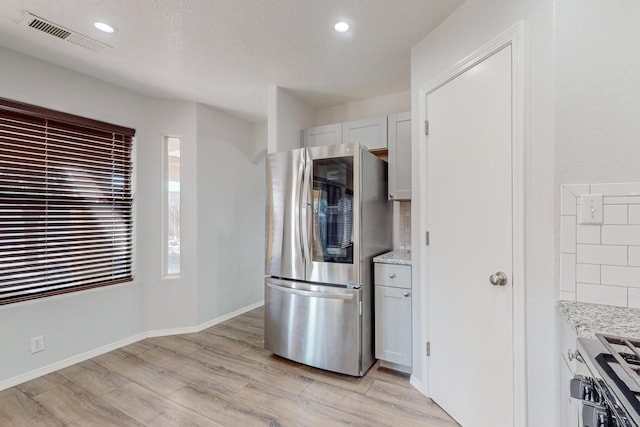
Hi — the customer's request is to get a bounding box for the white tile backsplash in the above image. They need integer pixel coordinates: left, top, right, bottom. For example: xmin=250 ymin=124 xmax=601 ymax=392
xmin=576 ymin=264 xmax=600 ymax=284
xmin=604 ymin=196 xmax=640 ymax=205
xmin=559 ymin=291 xmax=577 ymax=302
xmin=576 ymin=225 xmax=600 ymax=244
xmin=631 ymin=247 xmax=640 ymax=267
xmin=577 ymin=283 xmax=628 ymax=306
xmin=561 ymin=182 xmax=640 ymax=308
xmin=576 ymin=244 xmax=627 ymax=266
xmin=604 ymin=205 xmax=628 ymax=224
xmin=601 ymin=265 xmax=640 ymax=288
xmin=561 ymin=216 xmax=576 ymax=253
xmin=602 ymin=225 xmax=640 ymax=246
xmin=630 ymin=205 xmax=640 ymax=224
xmin=395 ymin=201 xmax=411 ymax=249
xmin=561 ymin=186 xmax=578 ymax=215
xmin=560 ymin=253 xmax=576 ymax=292
xmin=591 ymin=182 xmax=640 ymax=196
xmin=628 ymin=288 xmax=640 ymax=309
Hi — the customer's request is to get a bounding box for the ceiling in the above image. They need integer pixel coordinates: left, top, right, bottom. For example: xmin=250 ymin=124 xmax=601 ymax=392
xmin=0 ymin=1 xmax=463 ymax=122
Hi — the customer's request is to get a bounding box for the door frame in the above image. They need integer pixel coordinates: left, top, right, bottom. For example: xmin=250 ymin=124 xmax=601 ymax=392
xmin=413 ymin=21 xmax=527 ymax=426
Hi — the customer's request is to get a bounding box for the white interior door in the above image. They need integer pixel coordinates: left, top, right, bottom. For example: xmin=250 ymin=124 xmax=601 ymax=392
xmin=426 ymin=45 xmax=514 ymax=427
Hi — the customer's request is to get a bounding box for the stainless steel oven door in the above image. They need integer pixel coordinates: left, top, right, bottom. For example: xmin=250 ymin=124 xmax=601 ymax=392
xmin=264 ymin=278 xmax=363 ymax=376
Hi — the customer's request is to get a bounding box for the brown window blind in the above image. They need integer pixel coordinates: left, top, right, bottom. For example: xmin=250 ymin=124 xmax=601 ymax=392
xmin=0 ymin=98 xmax=135 ymax=305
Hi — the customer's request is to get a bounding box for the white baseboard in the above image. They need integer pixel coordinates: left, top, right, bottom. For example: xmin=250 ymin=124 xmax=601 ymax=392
xmin=0 ymin=300 xmax=265 ymax=391
xmin=0 ymin=332 xmax=146 ymax=392
xmin=146 ymin=300 xmax=265 ymax=338
xmin=410 ymin=374 xmax=429 ymax=397
xmin=197 ymin=299 xmax=265 ymax=332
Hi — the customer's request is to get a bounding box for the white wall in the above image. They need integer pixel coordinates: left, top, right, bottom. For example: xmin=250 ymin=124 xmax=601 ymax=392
xmin=140 ymin=99 xmax=199 ymax=332
xmin=555 ymin=1 xmax=640 ymax=184
xmin=0 ymin=45 xmax=264 ymax=388
xmin=267 ymin=86 xmax=315 ymax=153
xmin=315 ymin=90 xmax=410 ymax=125
xmin=413 ymin=1 xmax=640 ymax=425
xmin=411 ymin=1 xmax=556 ymax=425
xmin=196 ymin=104 xmax=265 ymax=323
xmin=253 ymin=119 xmax=268 ymax=162
xmin=0 ymin=45 xmax=149 ymax=385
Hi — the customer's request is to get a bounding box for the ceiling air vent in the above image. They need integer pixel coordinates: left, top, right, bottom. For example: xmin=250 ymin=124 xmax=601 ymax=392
xmin=21 ymin=12 xmax=112 ymax=54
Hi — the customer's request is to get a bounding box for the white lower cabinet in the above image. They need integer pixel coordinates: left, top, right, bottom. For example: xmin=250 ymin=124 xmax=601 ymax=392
xmin=374 ymin=263 xmax=412 ymax=371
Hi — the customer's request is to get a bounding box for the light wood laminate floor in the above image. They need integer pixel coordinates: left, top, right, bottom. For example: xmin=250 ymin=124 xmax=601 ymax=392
xmin=0 ymin=306 xmax=459 ymax=426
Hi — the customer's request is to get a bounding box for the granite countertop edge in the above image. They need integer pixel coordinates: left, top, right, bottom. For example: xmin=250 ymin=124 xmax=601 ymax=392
xmin=558 ymin=300 xmax=640 ymax=340
xmin=372 ymin=249 xmax=412 ymax=266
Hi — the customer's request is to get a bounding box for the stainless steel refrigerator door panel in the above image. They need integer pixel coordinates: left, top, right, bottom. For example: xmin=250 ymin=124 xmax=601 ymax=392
xmin=264 ymin=278 xmax=362 ymax=376
xmin=305 ymin=144 xmax=361 ymax=286
xmin=265 ymin=148 xmax=306 ymax=280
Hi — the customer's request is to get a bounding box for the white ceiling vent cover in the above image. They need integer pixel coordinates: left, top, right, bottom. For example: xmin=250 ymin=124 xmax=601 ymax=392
xmin=21 ymin=12 xmax=112 ymax=53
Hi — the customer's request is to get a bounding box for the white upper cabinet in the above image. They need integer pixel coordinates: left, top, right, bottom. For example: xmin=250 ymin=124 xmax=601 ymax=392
xmin=341 ymin=116 xmax=388 ymax=151
xmin=302 ymin=113 xmax=411 ymax=201
xmin=303 ymin=123 xmax=342 ymax=148
xmin=388 ymin=112 xmax=411 ymax=200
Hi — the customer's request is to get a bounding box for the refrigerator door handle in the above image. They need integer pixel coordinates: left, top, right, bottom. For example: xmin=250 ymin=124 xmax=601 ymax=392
xmin=297 ymin=155 xmax=306 ymax=264
xmin=301 ymin=152 xmax=312 ymax=269
xmin=266 ymin=282 xmax=354 ymax=300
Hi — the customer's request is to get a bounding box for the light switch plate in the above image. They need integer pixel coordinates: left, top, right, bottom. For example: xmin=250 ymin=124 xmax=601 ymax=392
xmin=578 ymin=194 xmax=603 ymax=225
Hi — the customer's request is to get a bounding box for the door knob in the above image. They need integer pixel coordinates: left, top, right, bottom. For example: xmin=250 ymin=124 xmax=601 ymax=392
xmin=389 ymin=273 xmax=396 ymax=278
xmin=489 ymin=271 xmax=508 ymax=286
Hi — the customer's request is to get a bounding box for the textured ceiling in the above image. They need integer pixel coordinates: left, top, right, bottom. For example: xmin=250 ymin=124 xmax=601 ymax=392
xmin=0 ymin=0 xmax=463 ymax=122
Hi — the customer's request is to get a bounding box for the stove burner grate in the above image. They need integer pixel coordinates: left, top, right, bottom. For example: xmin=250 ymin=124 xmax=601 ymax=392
xmin=597 ymin=333 xmax=640 ymax=393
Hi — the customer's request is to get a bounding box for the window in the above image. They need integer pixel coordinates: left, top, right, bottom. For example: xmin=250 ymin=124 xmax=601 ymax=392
xmin=0 ymin=98 xmax=135 ymax=305
xmin=164 ymin=136 xmax=180 ymax=276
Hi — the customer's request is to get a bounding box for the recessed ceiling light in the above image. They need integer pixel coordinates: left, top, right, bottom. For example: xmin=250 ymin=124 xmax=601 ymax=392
xmin=334 ymin=21 xmax=349 ymax=33
xmin=94 ymin=22 xmax=114 ymax=33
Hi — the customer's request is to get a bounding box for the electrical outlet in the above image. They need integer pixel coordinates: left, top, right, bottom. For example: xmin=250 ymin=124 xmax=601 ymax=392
xmin=31 ymin=335 xmax=45 ymax=354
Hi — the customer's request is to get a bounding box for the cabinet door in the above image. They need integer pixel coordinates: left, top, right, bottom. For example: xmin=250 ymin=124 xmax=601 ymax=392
xmin=303 ymin=123 xmax=342 ymax=148
xmin=375 ymin=285 xmax=412 ymax=366
xmin=388 ymin=112 xmax=411 ymax=200
xmin=342 ymin=116 xmax=388 ymax=151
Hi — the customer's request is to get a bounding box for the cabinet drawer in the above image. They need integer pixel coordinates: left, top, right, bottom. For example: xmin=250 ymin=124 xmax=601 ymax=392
xmin=374 ymin=263 xmax=411 ymax=288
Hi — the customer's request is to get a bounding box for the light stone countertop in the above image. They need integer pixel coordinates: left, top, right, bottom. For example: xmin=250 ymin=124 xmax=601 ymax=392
xmin=558 ymin=300 xmax=640 ymax=340
xmin=373 ymin=249 xmax=412 ymax=266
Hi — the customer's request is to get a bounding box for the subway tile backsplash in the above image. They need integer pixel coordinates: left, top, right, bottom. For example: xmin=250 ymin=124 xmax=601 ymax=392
xmin=561 ymin=182 xmax=640 ymax=308
xmin=396 ymin=201 xmax=411 ymax=249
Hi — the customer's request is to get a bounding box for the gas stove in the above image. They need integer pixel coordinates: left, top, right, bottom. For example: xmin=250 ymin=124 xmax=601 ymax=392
xmin=572 ymin=334 xmax=640 ymax=427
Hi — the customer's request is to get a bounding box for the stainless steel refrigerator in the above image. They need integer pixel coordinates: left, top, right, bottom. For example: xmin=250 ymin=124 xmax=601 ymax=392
xmin=264 ymin=143 xmax=391 ymax=376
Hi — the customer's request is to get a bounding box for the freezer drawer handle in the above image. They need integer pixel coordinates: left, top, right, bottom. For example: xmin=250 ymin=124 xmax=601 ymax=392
xmin=267 ymin=282 xmax=354 ymax=300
